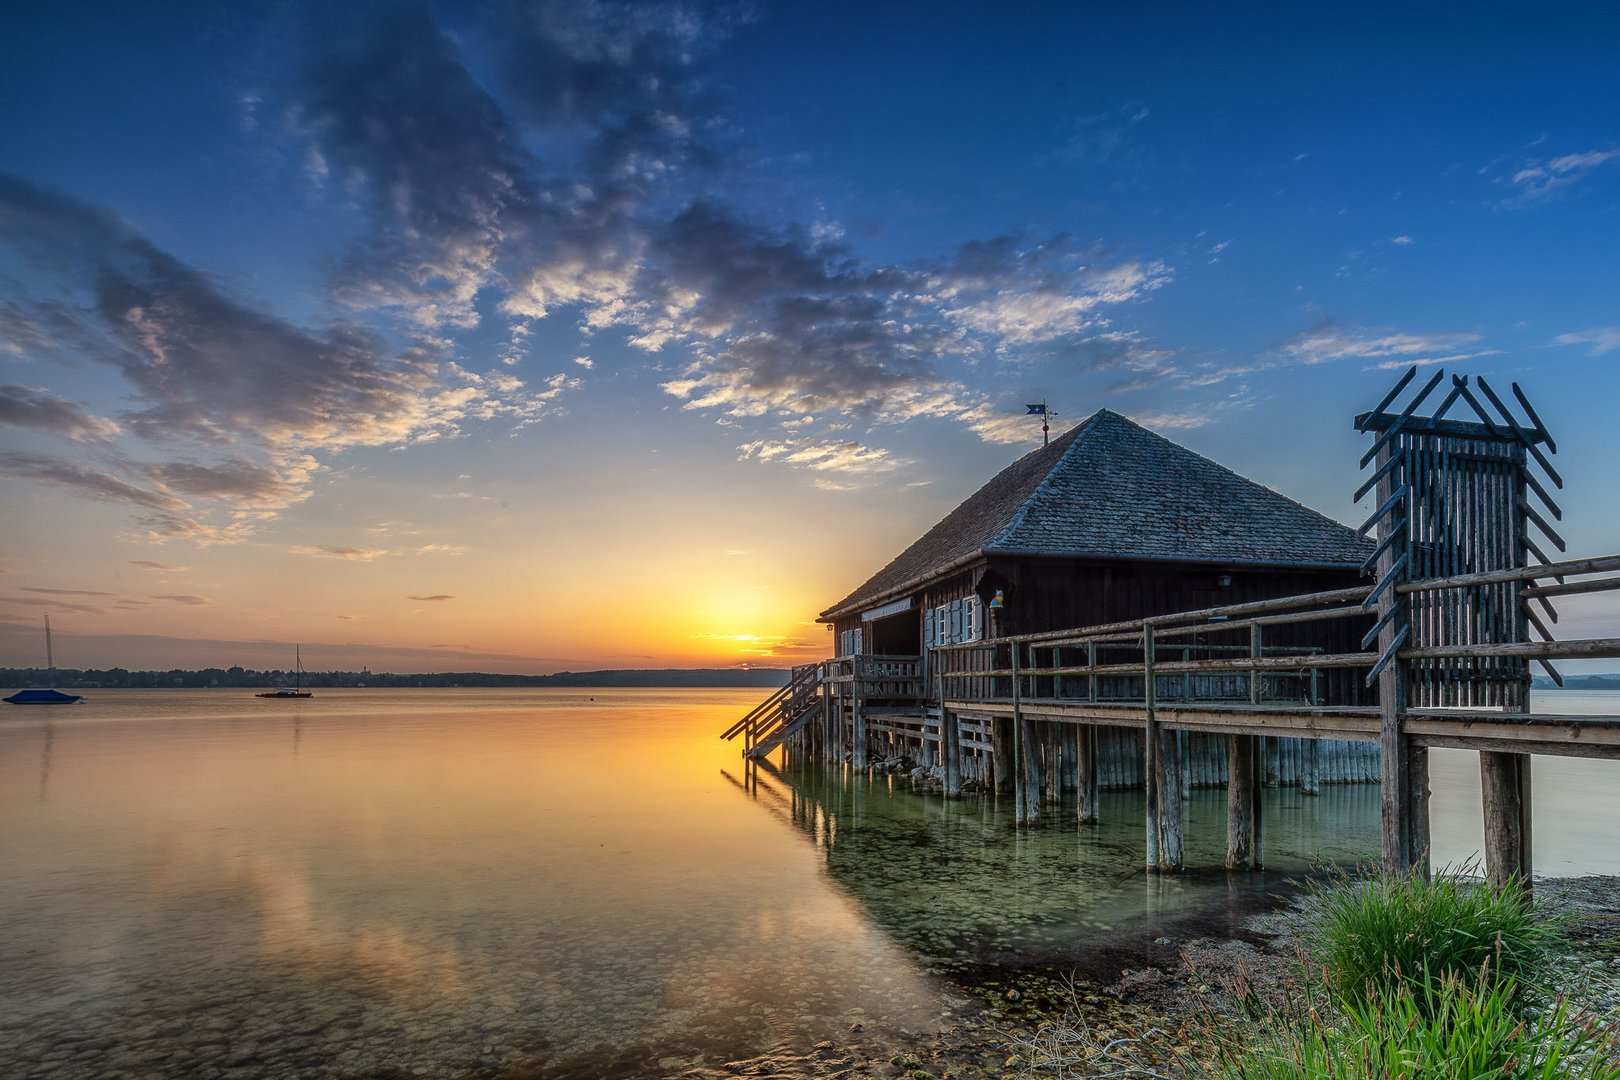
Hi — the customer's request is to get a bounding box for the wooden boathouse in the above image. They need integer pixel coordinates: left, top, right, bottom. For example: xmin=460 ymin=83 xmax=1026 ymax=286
xmin=725 ymin=371 xmax=1620 ymax=891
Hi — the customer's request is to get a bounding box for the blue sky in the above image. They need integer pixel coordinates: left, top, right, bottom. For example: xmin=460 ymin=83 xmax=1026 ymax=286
xmin=2 ymin=1 xmax=1618 ymax=671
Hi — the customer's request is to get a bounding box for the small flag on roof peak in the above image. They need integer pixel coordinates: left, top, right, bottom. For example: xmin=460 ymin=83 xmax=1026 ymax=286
xmin=1026 ymin=401 xmax=1052 ymax=446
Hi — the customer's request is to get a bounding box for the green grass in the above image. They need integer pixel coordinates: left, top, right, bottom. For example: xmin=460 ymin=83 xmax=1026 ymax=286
xmin=1302 ymin=868 xmax=1562 ymax=1013
xmin=1215 ymin=973 xmax=1620 ymax=1080
xmin=1205 ymin=870 xmax=1619 ymax=1080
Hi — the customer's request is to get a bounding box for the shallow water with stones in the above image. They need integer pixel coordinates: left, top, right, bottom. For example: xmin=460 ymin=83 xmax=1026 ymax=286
xmin=3 ymin=687 xmax=1616 ymax=1078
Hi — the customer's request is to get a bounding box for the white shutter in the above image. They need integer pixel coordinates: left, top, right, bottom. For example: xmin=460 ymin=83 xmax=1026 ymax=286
xmin=966 ymin=596 xmax=981 ymax=641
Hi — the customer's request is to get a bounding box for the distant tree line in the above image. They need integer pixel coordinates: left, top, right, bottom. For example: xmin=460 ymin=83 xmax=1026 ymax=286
xmin=0 ymin=666 xmax=792 ymax=689
xmin=1531 ymin=672 xmax=1620 ymax=690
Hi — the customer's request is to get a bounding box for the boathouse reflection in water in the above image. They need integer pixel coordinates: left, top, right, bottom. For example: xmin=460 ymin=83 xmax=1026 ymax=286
xmin=725 ymin=756 xmax=1382 ymax=981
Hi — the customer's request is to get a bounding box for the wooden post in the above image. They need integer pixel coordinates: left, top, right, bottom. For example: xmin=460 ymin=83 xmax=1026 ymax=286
xmin=1252 ymin=732 xmax=1265 ymax=866
xmin=1374 ymin=447 xmax=1425 ymax=875
xmin=1012 ymin=642 xmax=1042 ymax=824
xmin=1077 ymin=725 xmax=1098 ymax=823
xmin=1022 ymin=715 xmax=1044 ymax=823
xmin=1156 ymin=725 xmax=1184 ymax=871
xmin=1087 ymin=640 xmax=1097 ymax=702
xmin=1482 ymin=676 xmax=1533 ymax=891
xmin=1061 ymin=725 xmax=1079 ymax=794
xmin=992 ymin=715 xmax=1014 ymax=795
xmin=1226 ymin=733 xmax=1258 ymax=869
xmin=942 ymin=656 xmax=962 ymax=797
xmin=852 ymin=655 xmax=868 ymax=770
xmin=826 ymin=661 xmax=836 ymax=764
xmin=1302 ymin=738 xmax=1320 ymax=796
xmin=1044 ymin=723 xmax=1061 ymax=804
xmin=1480 ymin=751 xmax=1531 ymax=890
xmin=1143 ymin=624 xmax=1182 ymax=871
xmin=1143 ymin=624 xmax=1159 ymax=868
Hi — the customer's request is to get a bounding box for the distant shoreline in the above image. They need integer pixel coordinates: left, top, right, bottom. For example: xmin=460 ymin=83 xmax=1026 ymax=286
xmin=0 ymin=666 xmax=794 ymax=690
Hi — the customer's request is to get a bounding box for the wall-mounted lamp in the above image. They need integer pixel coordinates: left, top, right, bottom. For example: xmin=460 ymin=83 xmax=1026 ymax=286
xmin=1217 ymin=573 xmax=1233 ymax=588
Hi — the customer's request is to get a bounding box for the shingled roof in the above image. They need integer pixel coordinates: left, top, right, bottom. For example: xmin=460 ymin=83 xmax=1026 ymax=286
xmin=821 ymin=409 xmax=1373 ymax=619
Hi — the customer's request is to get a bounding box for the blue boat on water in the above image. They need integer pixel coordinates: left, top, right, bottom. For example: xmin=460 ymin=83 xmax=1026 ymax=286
xmin=5 ymin=616 xmax=85 ymax=706
xmin=4 ymin=688 xmax=82 ymax=705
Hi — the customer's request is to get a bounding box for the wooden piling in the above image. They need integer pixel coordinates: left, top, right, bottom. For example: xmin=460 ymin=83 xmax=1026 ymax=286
xmin=1044 ymin=723 xmax=1061 ymax=804
xmin=1226 ymin=733 xmax=1259 ymax=869
xmin=1156 ymin=726 xmax=1184 ymax=871
xmin=1480 ymin=751 xmax=1532 ymax=890
xmin=1144 ymin=625 xmax=1160 ymax=868
xmin=852 ymin=658 xmax=867 ymax=770
xmin=1077 ymin=725 xmax=1099 ymax=824
xmin=943 ymin=713 xmax=962 ymax=798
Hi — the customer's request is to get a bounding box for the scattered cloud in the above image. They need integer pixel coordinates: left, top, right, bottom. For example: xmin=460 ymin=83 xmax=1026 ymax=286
xmin=290 ymin=545 xmax=390 ymax=561
xmin=0 ymin=385 xmax=120 ymax=441
xmin=0 ymin=450 xmax=186 ymax=512
xmin=1500 ymin=147 xmax=1620 ymax=207
xmin=1280 ymin=323 xmax=1481 ymax=365
xmin=0 ymin=172 xmax=573 ymax=540
xmin=1554 ymin=327 xmax=1620 ymax=356
xmin=406 ymin=594 xmax=456 ymax=602
xmin=0 ymin=595 xmax=109 ymax=615
xmin=129 ymin=560 xmax=185 ymax=572
xmin=152 ymin=594 xmax=213 ymax=605
xmin=737 ymin=437 xmax=907 ymax=476
xmin=21 ymin=587 xmax=117 ymax=597
xmin=1391 ymin=235 xmax=1415 ymax=246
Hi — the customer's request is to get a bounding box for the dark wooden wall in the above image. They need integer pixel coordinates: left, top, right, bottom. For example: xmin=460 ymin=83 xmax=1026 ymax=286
xmin=985 ymin=556 xmax=1374 ymax=707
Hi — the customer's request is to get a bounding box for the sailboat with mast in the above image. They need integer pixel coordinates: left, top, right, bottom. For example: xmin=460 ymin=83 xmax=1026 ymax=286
xmin=5 ymin=616 xmax=85 ymax=705
xmin=257 ymin=645 xmax=313 ymax=699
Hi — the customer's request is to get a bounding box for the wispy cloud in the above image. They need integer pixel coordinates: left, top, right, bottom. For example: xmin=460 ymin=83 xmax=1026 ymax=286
xmin=22 ymin=587 xmax=117 ymax=597
xmin=290 ymin=545 xmax=390 ymax=561
xmin=1554 ymin=327 xmax=1620 ymax=356
xmin=0 ymin=385 xmax=120 ymax=441
xmin=0 ymin=450 xmax=186 ymax=512
xmin=129 ymin=560 xmax=185 ymax=572
xmin=406 ymin=594 xmax=455 ymax=602
xmin=736 ymin=438 xmax=907 ymax=477
xmin=0 ymin=172 xmax=573 ymax=539
xmin=1500 ymin=147 xmax=1620 ymax=207
xmin=153 ymin=594 xmax=213 ymax=605
xmin=270 ymin=8 xmax=1172 ymax=453
xmin=1280 ymin=323 xmax=1482 ymax=365
xmin=0 ymin=595 xmax=109 ymax=615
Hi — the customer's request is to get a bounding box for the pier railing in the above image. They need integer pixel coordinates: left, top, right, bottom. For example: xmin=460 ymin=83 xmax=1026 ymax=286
xmin=824 ymin=653 xmax=924 ymax=702
xmin=721 ymin=661 xmax=825 ymax=756
xmin=931 ymin=554 xmax=1620 ymax=714
xmin=934 ymin=584 xmax=1375 ymax=709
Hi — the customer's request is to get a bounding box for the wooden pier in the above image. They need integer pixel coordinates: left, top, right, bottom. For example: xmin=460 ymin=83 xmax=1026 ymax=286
xmin=726 ymin=371 xmax=1620 ymax=890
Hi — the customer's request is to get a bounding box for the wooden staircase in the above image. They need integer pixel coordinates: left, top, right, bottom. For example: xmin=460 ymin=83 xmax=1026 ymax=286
xmin=722 ymin=662 xmax=824 ymax=759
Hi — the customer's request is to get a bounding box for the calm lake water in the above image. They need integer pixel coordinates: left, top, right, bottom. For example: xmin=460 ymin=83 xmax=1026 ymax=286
xmin=2 ymin=687 xmax=1617 ymax=1078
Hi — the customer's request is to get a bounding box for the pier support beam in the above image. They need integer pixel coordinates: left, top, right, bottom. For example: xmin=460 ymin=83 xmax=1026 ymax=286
xmin=942 ymin=707 xmax=962 ymax=797
xmin=1480 ymin=751 xmax=1532 ymax=892
xmin=1044 ymin=723 xmax=1061 ymax=804
xmin=1154 ymin=728 xmax=1185 ymax=870
xmin=1226 ymin=734 xmax=1261 ymax=869
xmin=992 ymin=717 xmax=1014 ymax=794
xmin=1076 ymin=725 xmax=1099 ymax=825
xmin=1019 ymin=715 xmax=1044 ymax=824
xmin=1302 ymin=739 xmax=1320 ymax=796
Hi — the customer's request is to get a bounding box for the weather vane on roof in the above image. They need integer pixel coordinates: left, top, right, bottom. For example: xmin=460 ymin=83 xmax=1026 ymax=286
xmin=1025 ymin=401 xmax=1054 ymax=447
